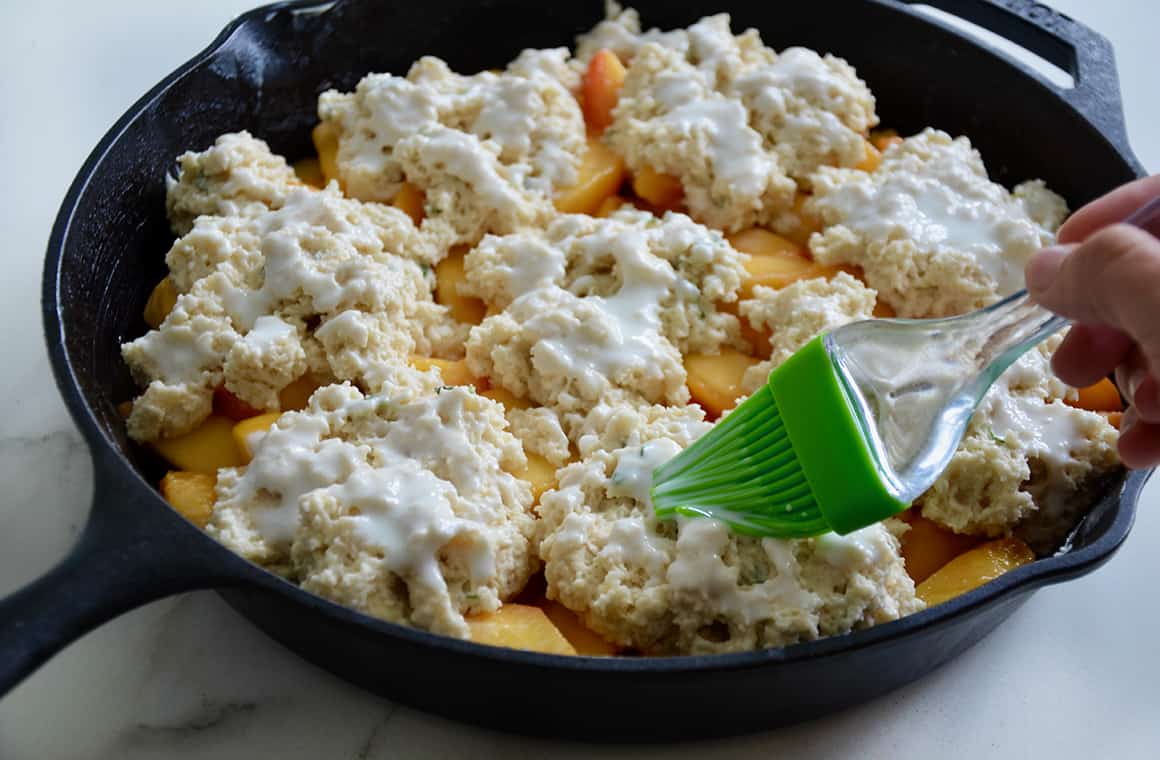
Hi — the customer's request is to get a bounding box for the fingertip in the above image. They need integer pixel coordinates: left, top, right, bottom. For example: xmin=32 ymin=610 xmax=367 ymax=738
xmin=1057 ymin=174 xmax=1160 ymax=244
xmin=1050 ymin=325 xmax=1133 ymax=387
xmin=1025 ymin=246 xmax=1070 ymax=295
xmin=1131 ymin=375 xmax=1160 ymax=422
xmin=1117 ymin=419 xmax=1160 ymax=469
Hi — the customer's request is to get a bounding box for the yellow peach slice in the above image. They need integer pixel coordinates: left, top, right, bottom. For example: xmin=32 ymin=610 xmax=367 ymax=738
xmin=159 ymin=471 xmax=217 ymax=528
xmin=555 ymin=138 xmax=626 ymax=215
xmin=143 ymin=277 xmax=178 ymax=329
xmin=916 ymin=538 xmax=1035 ymax=606
xmin=467 ymin=604 xmax=577 ymax=655
xmin=435 ymin=248 xmax=487 ymax=325
xmin=685 ymin=349 xmax=760 ymax=417
xmin=232 ymin=412 xmax=282 ymax=464
xmin=151 ymin=415 xmax=243 ymax=474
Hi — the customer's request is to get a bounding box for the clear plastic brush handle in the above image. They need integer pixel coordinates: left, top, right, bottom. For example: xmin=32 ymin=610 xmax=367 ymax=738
xmin=982 ymin=193 xmax=1160 ymax=377
xmin=831 ymin=194 xmax=1160 ymax=503
xmin=970 ymin=194 xmax=1160 ymax=384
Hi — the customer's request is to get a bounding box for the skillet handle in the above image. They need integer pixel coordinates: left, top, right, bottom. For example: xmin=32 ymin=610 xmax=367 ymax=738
xmin=0 ymin=455 xmax=242 ymax=696
xmin=899 ymin=0 xmax=1141 ymax=173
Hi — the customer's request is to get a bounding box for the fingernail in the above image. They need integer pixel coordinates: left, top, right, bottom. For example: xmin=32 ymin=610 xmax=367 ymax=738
xmin=1025 ymin=246 xmax=1071 ymax=292
xmin=1128 ymin=368 xmax=1148 ymax=400
xmin=1133 ymin=376 xmax=1160 ymax=422
xmin=1122 ymin=406 xmax=1138 ymax=432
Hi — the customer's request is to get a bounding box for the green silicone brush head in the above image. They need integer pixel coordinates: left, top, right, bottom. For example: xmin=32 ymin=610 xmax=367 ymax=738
xmin=650 ymin=335 xmax=909 ymax=537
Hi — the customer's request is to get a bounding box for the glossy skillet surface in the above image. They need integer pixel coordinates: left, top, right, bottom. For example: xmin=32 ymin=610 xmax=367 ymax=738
xmin=6 ymin=0 xmax=1151 ymax=740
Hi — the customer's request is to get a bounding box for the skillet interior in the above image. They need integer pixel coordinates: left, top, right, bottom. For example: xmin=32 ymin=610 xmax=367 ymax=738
xmin=43 ymin=0 xmax=1146 ymax=739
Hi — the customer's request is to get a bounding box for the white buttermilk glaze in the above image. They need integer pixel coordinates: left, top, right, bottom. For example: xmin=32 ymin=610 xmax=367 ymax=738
xmin=538 ymin=226 xmax=677 ymax=381
xmin=608 ymin=438 xmax=684 ymax=507
xmin=655 ymin=77 xmax=774 ymax=201
xmin=599 ymin=516 xmax=669 ymax=576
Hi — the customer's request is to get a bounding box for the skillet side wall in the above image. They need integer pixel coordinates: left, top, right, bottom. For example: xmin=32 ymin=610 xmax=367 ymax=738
xmin=44 ymin=0 xmax=1142 ymax=740
xmin=218 ymin=582 xmax=1033 ymax=740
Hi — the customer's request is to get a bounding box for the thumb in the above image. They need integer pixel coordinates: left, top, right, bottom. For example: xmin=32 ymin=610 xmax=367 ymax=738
xmin=1026 ymin=223 xmax=1160 ymax=376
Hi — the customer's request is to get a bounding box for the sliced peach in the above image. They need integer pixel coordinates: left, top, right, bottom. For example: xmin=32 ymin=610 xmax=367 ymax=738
xmin=232 ymin=412 xmax=282 ymax=464
xmin=899 ymin=512 xmax=983 ymax=584
xmin=515 ymin=453 xmax=559 ymax=504
xmin=481 ymin=385 xmax=532 ymax=411
xmin=143 ymin=277 xmax=178 ymax=329
xmin=916 ymin=537 xmax=1035 ymax=606
xmin=393 ymin=182 xmax=425 ymax=225
xmin=1103 ymin=411 xmax=1124 ymax=430
xmin=542 ymin=600 xmax=618 ymax=656
xmin=159 ymin=471 xmax=217 ymax=528
xmin=780 ymin=193 xmax=824 ymax=248
xmin=685 ymin=349 xmax=760 ymax=417
xmin=292 ymin=157 xmax=325 ymax=188
xmin=1070 ymin=378 xmax=1123 ymax=413
xmin=595 ymin=195 xmax=627 ymax=218
xmin=408 ymin=356 xmax=480 ymax=388
xmin=631 ymin=165 xmax=683 ymax=210
xmin=435 ymin=248 xmax=487 ymax=325
xmin=854 ymin=139 xmax=882 ymax=172
xmin=213 ymin=385 xmax=262 ymax=421
xmin=311 ymin=122 xmax=341 ymax=189
xmin=728 ymin=229 xmax=844 ymax=296
xmin=555 ymin=137 xmax=626 ymax=215
xmin=748 ymin=257 xmax=850 ymax=296
xmin=581 ymin=49 xmax=626 ymax=133
xmin=871 ymin=129 xmax=903 ymax=152
xmin=151 ymin=415 xmax=244 ymax=474
xmin=467 ymin=604 xmax=577 ymax=655
xmin=716 ymin=298 xmax=771 ymax=360
xmin=728 ymin=228 xmax=805 ymax=259
xmin=278 ymin=373 xmax=323 ymax=412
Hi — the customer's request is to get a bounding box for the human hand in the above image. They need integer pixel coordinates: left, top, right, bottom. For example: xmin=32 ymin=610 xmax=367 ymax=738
xmin=1025 ymin=175 xmax=1160 ymax=468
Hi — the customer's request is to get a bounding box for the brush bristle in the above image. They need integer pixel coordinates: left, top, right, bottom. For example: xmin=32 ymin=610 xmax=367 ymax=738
xmin=651 ymin=386 xmax=831 ymax=537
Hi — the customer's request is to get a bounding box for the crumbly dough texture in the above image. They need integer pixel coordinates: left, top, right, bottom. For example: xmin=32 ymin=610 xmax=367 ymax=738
xmin=738 ymin=272 xmax=877 ymax=393
xmin=537 ymin=401 xmax=922 ymax=654
xmin=465 ymin=209 xmax=747 ymax=414
xmin=808 ymin=129 xmax=1067 ymax=318
xmin=917 ymin=339 xmax=1120 ymax=551
xmin=123 ymin=181 xmax=460 ymax=441
xmin=127 ymin=5 xmax=1121 ymax=652
xmin=318 ymin=53 xmax=585 ymax=247
xmin=166 ymin=131 xmax=301 ymax=236
xmin=507 ymin=406 xmax=572 ymax=466
xmin=597 ymin=8 xmax=877 ymax=231
xmin=209 ymin=383 xmax=537 ymax=638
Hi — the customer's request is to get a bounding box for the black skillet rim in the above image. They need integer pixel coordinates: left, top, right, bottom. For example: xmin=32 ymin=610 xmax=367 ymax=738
xmin=42 ymin=0 xmax=1150 ymax=675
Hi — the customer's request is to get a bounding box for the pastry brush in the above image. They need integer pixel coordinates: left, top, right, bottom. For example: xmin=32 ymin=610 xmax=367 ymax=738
xmin=651 ymin=196 xmax=1160 ymax=537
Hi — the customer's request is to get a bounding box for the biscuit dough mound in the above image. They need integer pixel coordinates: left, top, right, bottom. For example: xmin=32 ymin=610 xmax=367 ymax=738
xmin=464 ymin=210 xmax=747 ymax=413
xmin=209 ymin=384 xmax=537 ymax=638
xmin=166 ymin=131 xmax=300 ymax=236
xmin=607 ymin=41 xmax=794 ymax=233
xmin=594 ymin=10 xmax=877 ymax=231
xmin=537 ymin=402 xmax=921 ymax=654
xmin=738 ymin=272 xmax=877 ymax=393
xmin=122 ymin=187 xmax=457 ymax=440
xmin=808 ymin=129 xmax=1067 ymax=318
xmin=318 ymin=53 xmax=586 ymax=246
xmin=917 ymin=342 xmax=1120 ymax=551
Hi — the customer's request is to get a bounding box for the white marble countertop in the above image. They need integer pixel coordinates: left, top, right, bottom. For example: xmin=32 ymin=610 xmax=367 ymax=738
xmin=1 ymin=1 xmax=1158 ymax=757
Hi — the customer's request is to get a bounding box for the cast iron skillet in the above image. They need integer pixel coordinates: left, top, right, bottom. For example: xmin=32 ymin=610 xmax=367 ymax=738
xmin=1 ymin=0 xmax=1151 ymax=740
